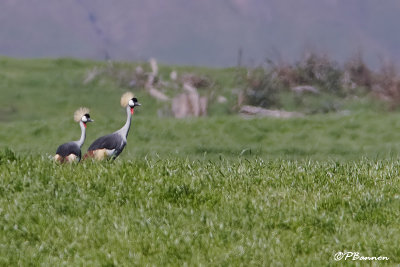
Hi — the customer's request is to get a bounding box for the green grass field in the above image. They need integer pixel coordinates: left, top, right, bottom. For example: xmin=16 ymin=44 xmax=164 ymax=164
xmin=1 ymin=57 xmax=400 ymax=265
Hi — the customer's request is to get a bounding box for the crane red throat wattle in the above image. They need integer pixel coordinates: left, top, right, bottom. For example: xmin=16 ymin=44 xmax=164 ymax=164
xmin=83 ymin=123 xmax=87 ymax=128
xmin=131 ymin=107 xmax=134 ymax=114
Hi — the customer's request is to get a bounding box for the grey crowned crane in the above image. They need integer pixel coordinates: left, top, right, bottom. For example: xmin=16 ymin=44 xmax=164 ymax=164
xmin=84 ymin=92 xmax=141 ymax=160
xmin=54 ymin=107 xmax=93 ymax=163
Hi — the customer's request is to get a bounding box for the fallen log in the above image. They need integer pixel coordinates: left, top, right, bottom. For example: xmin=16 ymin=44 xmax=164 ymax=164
xmin=239 ymin=105 xmax=304 ymax=118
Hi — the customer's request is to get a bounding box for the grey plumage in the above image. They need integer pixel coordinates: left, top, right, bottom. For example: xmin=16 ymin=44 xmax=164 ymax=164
xmin=56 ymin=142 xmax=82 ymax=159
xmin=87 ymin=133 xmax=125 ymax=159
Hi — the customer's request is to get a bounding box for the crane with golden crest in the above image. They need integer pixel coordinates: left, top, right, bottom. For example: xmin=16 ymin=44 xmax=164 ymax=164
xmin=54 ymin=107 xmax=94 ymax=163
xmin=85 ymin=92 xmax=141 ymax=160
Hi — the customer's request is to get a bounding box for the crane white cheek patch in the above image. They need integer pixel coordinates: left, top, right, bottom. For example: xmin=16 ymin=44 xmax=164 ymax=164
xmin=82 ymin=116 xmax=88 ymax=122
xmin=128 ymin=99 xmax=134 ymax=107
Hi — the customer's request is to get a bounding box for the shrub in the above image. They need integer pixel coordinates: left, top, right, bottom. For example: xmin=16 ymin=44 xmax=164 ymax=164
xmin=294 ymin=52 xmax=343 ymax=95
xmin=343 ymin=52 xmax=373 ymax=89
xmin=239 ymin=50 xmax=400 ymax=111
xmin=372 ymin=61 xmax=400 ymax=109
xmin=244 ymin=67 xmax=282 ymax=108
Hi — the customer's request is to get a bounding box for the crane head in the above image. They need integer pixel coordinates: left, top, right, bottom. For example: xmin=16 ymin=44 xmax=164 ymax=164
xmin=81 ymin=113 xmax=94 ymax=128
xmin=128 ymin=97 xmax=141 ymax=114
xmin=74 ymin=107 xmax=93 ymax=127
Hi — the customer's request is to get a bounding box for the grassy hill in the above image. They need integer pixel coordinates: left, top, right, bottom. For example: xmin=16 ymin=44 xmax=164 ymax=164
xmin=1 ymin=57 xmax=400 ymax=265
xmin=1 ymin=56 xmax=399 ymax=160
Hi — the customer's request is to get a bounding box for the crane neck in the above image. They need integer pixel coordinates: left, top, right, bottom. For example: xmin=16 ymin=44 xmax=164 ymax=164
xmin=119 ymin=105 xmax=132 ymax=138
xmin=76 ymin=121 xmax=86 ymax=148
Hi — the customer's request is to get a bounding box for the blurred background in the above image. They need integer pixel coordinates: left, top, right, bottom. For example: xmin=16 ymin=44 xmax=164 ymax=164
xmin=2 ymin=0 xmax=400 ymax=159
xmin=2 ymin=0 xmax=400 ymax=67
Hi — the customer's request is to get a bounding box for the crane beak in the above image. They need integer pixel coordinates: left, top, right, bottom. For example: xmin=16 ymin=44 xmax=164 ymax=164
xmin=87 ymin=118 xmax=94 ymax=122
xmin=131 ymin=103 xmax=140 ymax=114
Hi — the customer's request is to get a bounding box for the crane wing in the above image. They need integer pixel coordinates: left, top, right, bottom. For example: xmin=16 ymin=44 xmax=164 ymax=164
xmin=87 ymin=133 xmax=124 ymax=151
xmin=56 ymin=142 xmax=81 ymax=158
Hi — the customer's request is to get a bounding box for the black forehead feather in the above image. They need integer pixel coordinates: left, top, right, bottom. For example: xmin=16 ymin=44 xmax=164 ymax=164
xmin=132 ymin=97 xmax=138 ymax=102
xmin=84 ymin=113 xmax=90 ymax=118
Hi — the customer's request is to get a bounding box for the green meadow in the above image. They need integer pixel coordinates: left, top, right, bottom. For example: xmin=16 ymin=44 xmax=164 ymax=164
xmin=1 ymin=57 xmax=400 ymax=265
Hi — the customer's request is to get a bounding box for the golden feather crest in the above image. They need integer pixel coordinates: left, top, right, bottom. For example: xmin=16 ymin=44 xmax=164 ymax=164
xmin=120 ymin=92 xmax=134 ymax=107
xmin=74 ymin=107 xmax=90 ymax=122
